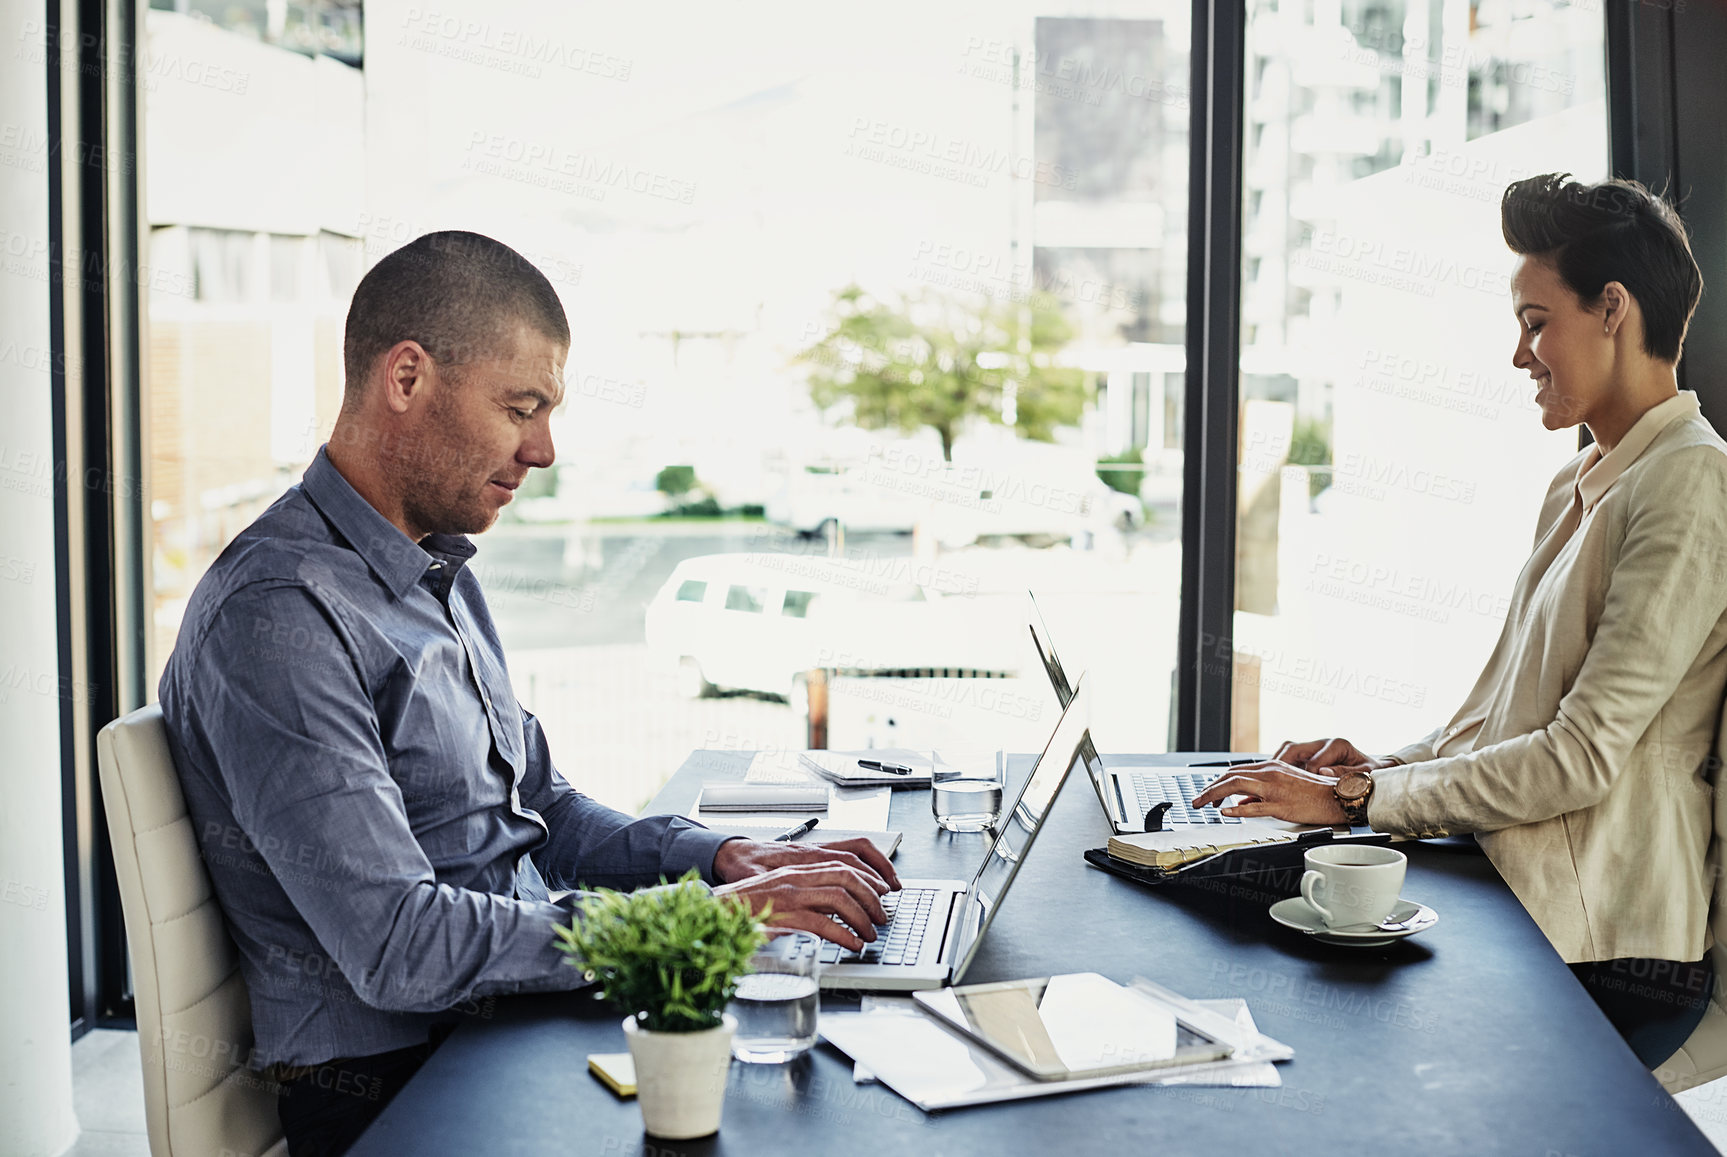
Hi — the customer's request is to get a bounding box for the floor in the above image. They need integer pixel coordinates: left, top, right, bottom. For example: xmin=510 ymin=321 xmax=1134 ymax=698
xmin=66 ymin=1025 xmax=1727 ymax=1155
xmin=66 ymin=1031 xmax=150 ymax=1157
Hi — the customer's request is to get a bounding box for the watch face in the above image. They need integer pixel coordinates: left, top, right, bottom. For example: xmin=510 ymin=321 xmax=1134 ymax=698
xmin=1337 ymin=772 xmax=1372 ymax=803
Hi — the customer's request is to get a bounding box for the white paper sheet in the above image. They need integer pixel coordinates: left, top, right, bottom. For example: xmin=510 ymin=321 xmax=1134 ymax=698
xmin=824 ymin=996 xmax=1283 ymax=1109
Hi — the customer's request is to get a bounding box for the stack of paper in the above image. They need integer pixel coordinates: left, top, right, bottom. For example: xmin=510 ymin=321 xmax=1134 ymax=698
xmin=798 ymin=747 xmax=1007 ymax=788
xmin=799 ymin=747 xmax=937 ymax=786
xmin=821 ymin=981 xmax=1292 ymax=1111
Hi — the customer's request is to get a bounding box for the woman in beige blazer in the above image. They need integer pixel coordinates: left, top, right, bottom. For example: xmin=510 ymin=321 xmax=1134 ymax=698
xmin=1194 ymin=173 xmax=1724 ymax=1067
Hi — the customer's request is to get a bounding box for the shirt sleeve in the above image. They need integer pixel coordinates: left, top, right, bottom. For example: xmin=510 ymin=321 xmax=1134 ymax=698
xmin=1390 ymin=725 xmax=1443 ymax=766
xmin=517 ymin=707 xmax=735 ymax=892
xmin=1371 ymin=447 xmax=1727 ymax=834
xmin=190 ymin=582 xmax=589 ymax=1012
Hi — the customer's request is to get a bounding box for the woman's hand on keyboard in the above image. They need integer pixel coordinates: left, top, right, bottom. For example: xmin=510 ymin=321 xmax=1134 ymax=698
xmin=1189 ymin=761 xmax=1351 ymax=826
xmin=1271 ymin=736 xmax=1398 ymax=777
xmin=712 ymin=838 xmax=899 ymax=951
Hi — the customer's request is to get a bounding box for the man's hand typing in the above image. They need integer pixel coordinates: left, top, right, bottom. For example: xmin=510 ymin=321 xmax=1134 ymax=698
xmin=711 ymin=838 xmax=902 ymax=951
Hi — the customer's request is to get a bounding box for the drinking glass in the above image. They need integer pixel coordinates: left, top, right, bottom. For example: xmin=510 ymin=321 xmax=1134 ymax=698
xmin=931 ymin=755 xmax=1005 ymax=833
xmin=728 ymin=931 xmax=820 ymax=1063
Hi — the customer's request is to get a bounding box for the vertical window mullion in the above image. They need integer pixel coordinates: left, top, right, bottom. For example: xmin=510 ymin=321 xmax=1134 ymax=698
xmin=1176 ymin=0 xmax=1247 ymax=752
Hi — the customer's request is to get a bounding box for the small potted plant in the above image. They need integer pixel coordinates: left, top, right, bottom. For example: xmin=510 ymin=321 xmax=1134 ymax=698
xmin=554 ymin=869 xmax=765 ymax=1139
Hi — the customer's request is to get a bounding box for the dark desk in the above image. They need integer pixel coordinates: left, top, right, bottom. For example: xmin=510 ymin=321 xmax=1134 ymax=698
xmin=351 ymin=753 xmax=1713 ymax=1156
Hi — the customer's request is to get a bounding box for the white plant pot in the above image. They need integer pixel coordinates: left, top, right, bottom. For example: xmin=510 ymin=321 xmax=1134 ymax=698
xmin=622 ymin=1013 xmax=736 ymax=1139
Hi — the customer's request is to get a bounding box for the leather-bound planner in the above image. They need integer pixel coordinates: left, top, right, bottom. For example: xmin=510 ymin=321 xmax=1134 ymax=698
xmin=1106 ymin=824 xmax=1300 ymax=869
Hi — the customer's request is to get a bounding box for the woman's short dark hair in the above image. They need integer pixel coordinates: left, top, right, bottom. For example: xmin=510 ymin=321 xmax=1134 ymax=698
xmin=1501 ymin=173 xmax=1702 ymax=362
xmin=342 ymin=231 xmax=570 ymax=397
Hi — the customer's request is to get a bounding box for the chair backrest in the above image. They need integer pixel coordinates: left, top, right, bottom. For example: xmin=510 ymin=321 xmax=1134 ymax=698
xmin=97 ymin=705 xmax=287 ymax=1157
xmin=1656 ymin=695 xmax=1727 ymax=1093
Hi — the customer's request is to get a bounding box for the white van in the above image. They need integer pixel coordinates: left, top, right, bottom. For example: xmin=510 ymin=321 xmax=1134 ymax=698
xmin=642 ymin=552 xmax=1017 ymax=703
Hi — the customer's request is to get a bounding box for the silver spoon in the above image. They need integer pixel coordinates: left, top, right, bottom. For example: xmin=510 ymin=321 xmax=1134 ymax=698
xmin=1309 ymin=907 xmax=1432 ymax=936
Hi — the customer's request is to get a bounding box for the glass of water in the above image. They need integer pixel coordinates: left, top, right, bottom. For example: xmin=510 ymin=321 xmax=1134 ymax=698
xmin=728 ymin=931 xmax=821 ymax=1063
xmin=931 ymin=754 xmax=1005 ymax=833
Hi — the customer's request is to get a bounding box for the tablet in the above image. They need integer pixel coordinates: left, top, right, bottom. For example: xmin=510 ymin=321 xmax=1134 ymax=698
xmin=911 ymin=972 xmax=1234 ymax=1081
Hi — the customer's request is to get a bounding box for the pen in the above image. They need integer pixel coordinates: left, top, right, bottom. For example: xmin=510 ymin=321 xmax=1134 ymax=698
xmin=772 ymin=817 xmax=820 ymax=842
xmin=858 ymin=759 xmax=914 ymax=775
xmin=1187 ymin=758 xmax=1259 ymax=768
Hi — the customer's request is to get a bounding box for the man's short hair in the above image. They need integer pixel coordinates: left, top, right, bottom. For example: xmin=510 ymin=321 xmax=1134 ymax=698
xmin=342 ymin=231 xmax=570 ymax=397
xmin=1501 ymin=173 xmax=1703 ymax=362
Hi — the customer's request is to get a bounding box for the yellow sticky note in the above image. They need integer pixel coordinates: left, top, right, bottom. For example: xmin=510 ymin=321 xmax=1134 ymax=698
xmin=587 ymin=1052 xmax=637 ymax=1098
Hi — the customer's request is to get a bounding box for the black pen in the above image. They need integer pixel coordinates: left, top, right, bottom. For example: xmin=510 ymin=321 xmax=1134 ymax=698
xmin=772 ymin=817 xmax=820 ymax=842
xmin=858 ymin=759 xmax=914 ymax=775
xmin=1187 ymin=758 xmax=1260 ymax=768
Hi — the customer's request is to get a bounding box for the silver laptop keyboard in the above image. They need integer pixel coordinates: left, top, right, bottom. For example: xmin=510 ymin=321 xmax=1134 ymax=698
xmin=1129 ymin=771 xmax=1240 ymax=826
xmin=818 ymin=888 xmax=938 ymax=966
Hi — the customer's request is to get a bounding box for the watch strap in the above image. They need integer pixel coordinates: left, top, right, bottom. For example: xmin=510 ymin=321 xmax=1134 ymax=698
xmin=1334 ymin=771 xmax=1374 ymax=826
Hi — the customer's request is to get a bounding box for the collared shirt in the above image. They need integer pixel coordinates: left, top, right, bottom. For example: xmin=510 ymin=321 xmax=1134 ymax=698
xmin=160 ymin=447 xmax=732 ymax=1067
xmin=1373 ymin=391 xmax=1727 ymax=962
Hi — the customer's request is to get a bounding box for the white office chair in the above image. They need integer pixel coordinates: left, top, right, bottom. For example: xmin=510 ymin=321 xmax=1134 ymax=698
xmin=97 ymin=704 xmax=289 ymax=1157
xmin=1656 ymin=698 xmax=1727 ymax=1094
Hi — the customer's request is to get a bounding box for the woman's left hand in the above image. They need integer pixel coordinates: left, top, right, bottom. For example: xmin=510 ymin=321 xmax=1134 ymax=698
xmin=1189 ymin=761 xmax=1351 ymax=826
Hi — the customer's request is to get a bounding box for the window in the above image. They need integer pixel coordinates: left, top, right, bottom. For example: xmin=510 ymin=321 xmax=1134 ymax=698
xmin=675 ymin=580 xmax=708 ymax=603
xmin=187 ymin=227 xmax=257 ymax=304
xmin=130 ymin=1 xmax=1630 ymax=811
xmin=142 ymin=5 xmax=362 ymax=690
xmin=72 ymin=0 xmax=1727 ymax=1041
xmin=456 ymin=8 xmax=1192 ymax=772
xmin=725 ymin=586 xmax=768 ymax=614
xmin=1230 ymin=0 xmax=1607 ymax=752
xmin=782 ymin=591 xmax=816 ymax=618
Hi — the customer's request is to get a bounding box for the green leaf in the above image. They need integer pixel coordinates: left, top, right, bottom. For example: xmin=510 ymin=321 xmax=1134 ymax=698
xmin=553 ymin=869 xmax=767 ymax=1033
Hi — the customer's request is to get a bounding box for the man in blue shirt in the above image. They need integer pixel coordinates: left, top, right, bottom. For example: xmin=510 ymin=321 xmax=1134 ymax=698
xmin=160 ymin=231 xmax=898 ymax=1156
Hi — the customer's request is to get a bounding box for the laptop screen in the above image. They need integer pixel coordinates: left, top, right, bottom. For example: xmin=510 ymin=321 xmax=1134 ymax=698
xmin=949 ymin=675 xmax=1092 ymax=983
xmin=1026 ymin=590 xmax=1076 ymax=707
xmin=1026 ymin=591 xmax=1111 ymax=817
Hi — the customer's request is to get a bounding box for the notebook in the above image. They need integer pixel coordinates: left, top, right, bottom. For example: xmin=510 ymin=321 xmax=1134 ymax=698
xmin=696 ymin=783 xmax=828 ymax=812
xmin=1107 ymin=823 xmax=1299 ymax=869
xmin=587 ymin=1053 xmax=636 ymax=1098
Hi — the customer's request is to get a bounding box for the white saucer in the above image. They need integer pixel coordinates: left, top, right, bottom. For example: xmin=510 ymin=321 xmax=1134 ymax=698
xmin=1268 ymin=897 xmax=1438 ymax=946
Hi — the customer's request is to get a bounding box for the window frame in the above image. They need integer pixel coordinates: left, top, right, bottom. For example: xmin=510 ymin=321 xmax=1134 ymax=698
xmin=61 ymin=0 xmax=1726 ymax=1035
xmin=52 ymin=0 xmax=148 ymax=1036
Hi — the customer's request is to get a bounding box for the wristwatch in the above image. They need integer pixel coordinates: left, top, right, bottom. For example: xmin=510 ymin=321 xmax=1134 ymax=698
xmin=1333 ymin=769 xmax=1375 ymax=826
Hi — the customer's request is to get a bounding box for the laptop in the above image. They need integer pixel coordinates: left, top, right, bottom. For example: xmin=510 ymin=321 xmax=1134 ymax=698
xmin=1024 ymin=592 xmax=1263 ymax=834
xmin=817 ymin=675 xmax=1093 ymax=992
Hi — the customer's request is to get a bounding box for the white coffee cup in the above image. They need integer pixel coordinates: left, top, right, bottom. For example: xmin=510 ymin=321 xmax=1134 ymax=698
xmin=1299 ymin=845 xmax=1407 ymax=930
